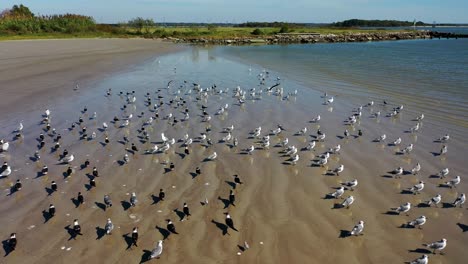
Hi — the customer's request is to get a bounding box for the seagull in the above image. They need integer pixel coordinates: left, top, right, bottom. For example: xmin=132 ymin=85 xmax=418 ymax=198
xmin=280 ymin=138 xmax=289 ymax=147
xmin=402 ymin=144 xmax=413 ymax=154
xmin=438 ymin=168 xmax=449 ymax=178
xmin=329 ymin=186 xmax=345 ymax=198
xmin=298 ymin=127 xmax=307 ymax=135
xmin=350 ymin=220 xmax=364 ymax=236
xmin=392 ymin=137 xmax=402 ymax=146
xmin=326 ymin=96 xmax=334 ymax=104
xmin=60 ymin=154 xmax=74 ymax=164
xmin=0 ymin=165 xmax=11 ymax=177
xmin=393 ymin=167 xmax=404 ymax=178
xmin=407 ymin=215 xmax=426 ymax=229
xmin=445 ymin=176 xmax=460 ymax=188
xmin=341 ymin=196 xmax=354 ymax=208
xmin=16 ymin=122 xmax=23 ymax=132
xmin=285 ymin=146 xmax=297 ymax=156
xmin=44 ymin=109 xmax=51 ymax=117
xmin=311 ymin=115 xmax=321 ymax=123
xmin=291 ymin=154 xmax=299 ymax=165
xmin=330 ymin=144 xmax=341 ymax=154
xmin=342 ymin=179 xmax=358 ymax=191
xmin=150 ymin=240 xmax=163 ymax=259
xmin=316 ymin=133 xmax=326 ymax=142
xmin=376 ymin=134 xmax=386 ymax=142
xmin=123 ymin=153 xmax=130 ymax=163
xmin=105 ymin=218 xmax=114 ymax=235
xmin=437 ymin=134 xmax=449 ymax=142
xmin=392 ymin=202 xmax=411 ymax=215
xmin=426 ymin=194 xmax=442 ymax=207
xmin=409 ymin=181 xmax=424 ymax=194
xmin=270 ymin=127 xmax=281 ymax=135
xmin=439 ymin=145 xmax=447 ymax=155
xmin=102 ymin=122 xmax=108 ymax=130
xmin=453 ymin=193 xmax=465 ymax=207
xmin=317 ymin=157 xmax=328 ymax=167
xmin=332 ymin=164 xmax=344 ymax=176
xmin=415 ymin=113 xmax=424 ymax=121
xmin=246 ymin=145 xmax=255 ymax=155
xmin=161 ymin=133 xmax=168 ymax=143
xmin=0 ymin=140 xmax=9 ymax=152
xmin=130 ymin=192 xmax=138 ymax=207
xmin=206 ymin=152 xmax=217 ymax=161
xmin=305 ymin=141 xmax=316 ymax=151
xmin=410 ymin=123 xmax=420 ymax=133
xmin=408 ymin=254 xmax=428 ymax=264
xmin=223 ymin=125 xmax=234 ymax=133
xmin=423 ymin=238 xmax=447 ymax=254
xmin=411 ymin=163 xmax=421 ymax=175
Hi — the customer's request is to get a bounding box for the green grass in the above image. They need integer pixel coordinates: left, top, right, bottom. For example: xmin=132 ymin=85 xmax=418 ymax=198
xmin=0 ymin=26 xmax=413 ymax=41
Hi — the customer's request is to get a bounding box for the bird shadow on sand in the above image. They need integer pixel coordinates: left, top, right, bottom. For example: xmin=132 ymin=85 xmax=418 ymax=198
xmin=2 ymin=239 xmax=15 ymax=257
xmin=85 ymin=183 xmax=93 ymax=191
xmin=155 ymin=226 xmax=170 ymax=240
xmin=384 ymin=211 xmax=400 ymax=215
xmin=121 ymin=201 xmax=132 ymax=211
xmin=225 ymin=181 xmax=236 ymax=189
xmin=42 ymin=210 xmax=53 ymax=223
xmin=416 ymin=203 xmax=431 ymax=208
xmin=332 ymin=203 xmax=345 ymax=209
xmin=64 ymin=225 xmax=78 ymax=240
xmin=408 ymin=248 xmax=432 ymax=254
xmin=218 ymin=196 xmax=232 ymax=209
xmin=117 ymin=160 xmax=126 ymax=166
xmin=442 ymin=202 xmax=455 ymax=208
xmin=122 ymin=234 xmax=134 ymax=250
xmin=431 ymin=152 xmax=441 ymax=157
xmin=45 ymin=187 xmax=55 ymax=196
xmin=173 ymin=208 xmax=186 ymax=221
xmin=95 ymin=202 xmax=107 ymax=211
xmin=139 ymin=250 xmax=153 ymax=263
xmin=211 ymin=220 xmax=229 ymax=235
xmin=96 ymin=227 xmax=106 ymax=240
xmin=151 ymin=195 xmax=161 ymax=205
xmin=71 ymin=198 xmax=81 ymax=208
xmin=339 ymin=230 xmax=352 ymax=238
xmin=323 ymin=194 xmax=336 ymax=200
xmin=190 ymin=172 xmax=198 ymax=179
xmin=437 ymin=184 xmax=452 ymax=188
xmin=456 ymin=223 xmax=468 ymax=232
xmin=400 ymin=190 xmax=415 ymax=195
xmin=399 ymin=224 xmax=416 ymax=229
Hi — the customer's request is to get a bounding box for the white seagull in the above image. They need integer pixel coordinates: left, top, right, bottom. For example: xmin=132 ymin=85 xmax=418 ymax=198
xmin=150 ymin=240 xmax=163 ymax=259
xmin=407 ymin=215 xmax=426 ymax=229
xmin=350 ymin=220 xmax=364 ymax=236
xmin=423 ymin=238 xmax=447 ymax=254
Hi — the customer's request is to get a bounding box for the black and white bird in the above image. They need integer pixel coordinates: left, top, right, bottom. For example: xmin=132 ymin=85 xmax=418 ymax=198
xmin=130 ymin=192 xmax=138 ymax=207
xmin=453 ymin=193 xmax=465 ymax=207
xmin=104 ymin=194 xmax=112 ymax=208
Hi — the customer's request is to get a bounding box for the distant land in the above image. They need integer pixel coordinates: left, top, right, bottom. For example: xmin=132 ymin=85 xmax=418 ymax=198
xmin=1 ymin=4 xmax=467 ymax=42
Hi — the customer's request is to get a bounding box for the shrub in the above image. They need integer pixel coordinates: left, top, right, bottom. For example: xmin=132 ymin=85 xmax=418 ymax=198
xmin=251 ymin=28 xmax=263 ymax=35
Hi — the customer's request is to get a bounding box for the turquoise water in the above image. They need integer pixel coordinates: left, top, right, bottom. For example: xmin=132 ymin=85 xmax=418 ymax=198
xmin=218 ymin=39 xmax=468 ymax=128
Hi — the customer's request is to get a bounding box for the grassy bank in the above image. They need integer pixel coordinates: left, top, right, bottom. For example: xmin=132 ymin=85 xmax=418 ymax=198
xmin=0 ymin=26 xmax=411 ymax=41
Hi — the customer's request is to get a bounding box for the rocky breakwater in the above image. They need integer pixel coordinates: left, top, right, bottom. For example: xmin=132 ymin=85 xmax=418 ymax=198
xmin=171 ymin=31 xmax=440 ymax=45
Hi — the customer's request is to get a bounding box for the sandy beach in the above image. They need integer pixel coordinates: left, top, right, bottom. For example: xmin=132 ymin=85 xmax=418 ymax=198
xmin=0 ymin=40 xmax=467 ymax=264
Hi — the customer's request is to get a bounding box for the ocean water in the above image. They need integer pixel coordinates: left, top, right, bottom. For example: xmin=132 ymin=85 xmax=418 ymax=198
xmin=218 ymin=39 xmax=468 ymax=130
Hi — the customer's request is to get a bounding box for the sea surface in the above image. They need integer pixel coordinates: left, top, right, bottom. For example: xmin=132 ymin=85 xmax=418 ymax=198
xmin=218 ymin=39 xmax=468 ymax=131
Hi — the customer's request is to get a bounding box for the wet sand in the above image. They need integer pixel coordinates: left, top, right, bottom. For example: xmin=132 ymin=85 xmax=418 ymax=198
xmin=0 ymin=38 xmax=182 ymax=121
xmin=0 ymin=43 xmax=467 ymax=264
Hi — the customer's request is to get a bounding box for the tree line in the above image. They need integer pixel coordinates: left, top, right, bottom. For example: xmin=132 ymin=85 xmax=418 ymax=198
xmin=331 ymin=19 xmax=427 ymax=28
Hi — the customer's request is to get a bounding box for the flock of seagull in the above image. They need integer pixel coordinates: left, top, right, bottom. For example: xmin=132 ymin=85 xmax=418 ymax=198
xmin=0 ymin=65 xmax=465 ymax=263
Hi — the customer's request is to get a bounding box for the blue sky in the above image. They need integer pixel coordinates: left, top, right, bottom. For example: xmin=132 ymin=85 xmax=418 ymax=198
xmin=2 ymin=0 xmax=466 ymax=23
